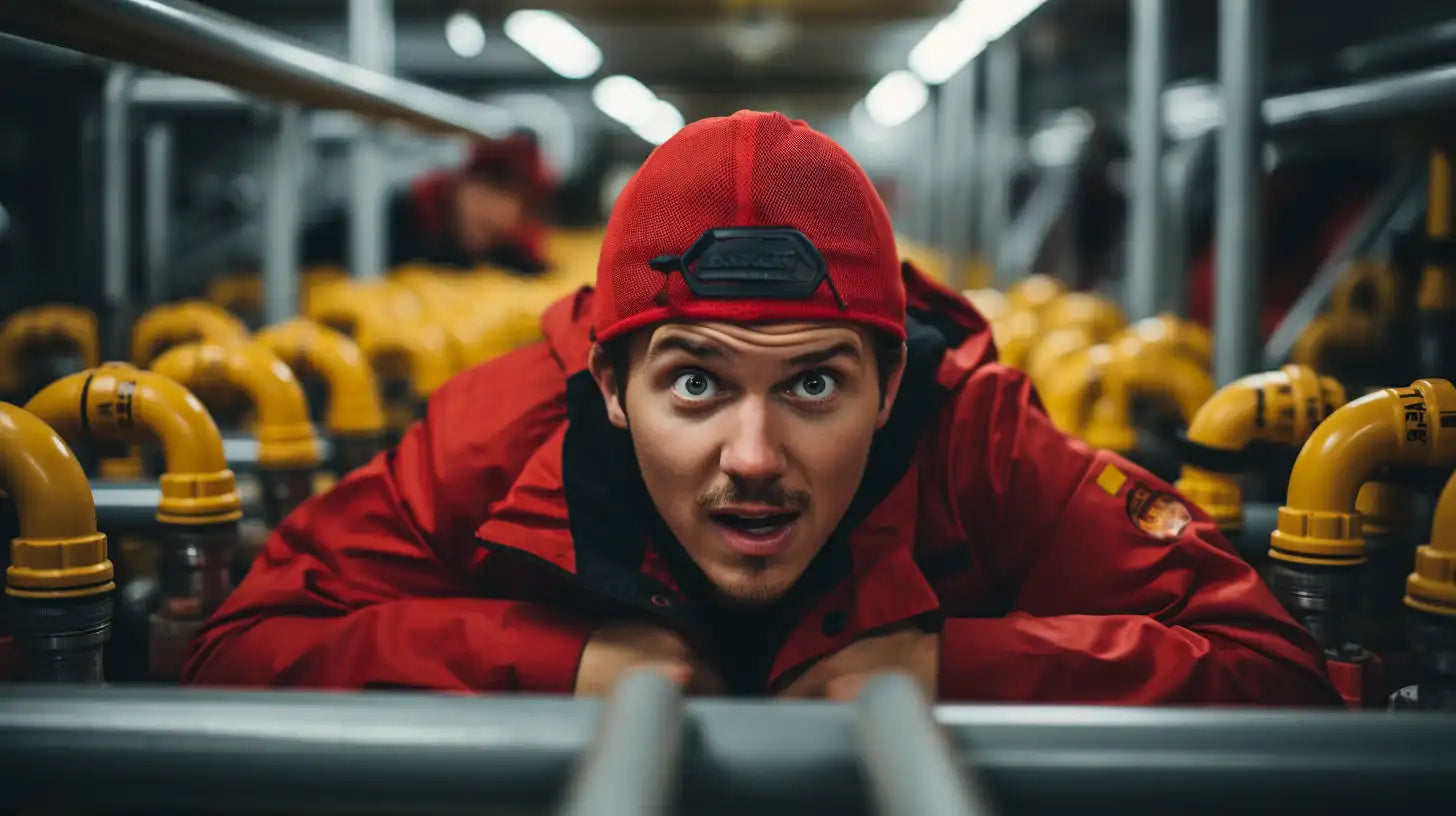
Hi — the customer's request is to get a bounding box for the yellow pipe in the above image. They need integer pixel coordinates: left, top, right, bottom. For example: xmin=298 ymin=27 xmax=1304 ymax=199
xmin=355 ymin=311 xmax=456 ymax=401
xmin=1290 ymin=312 xmax=1383 ymax=372
xmin=1038 ymin=345 xmax=1106 ymax=439
xmin=1271 ymin=378 xmax=1456 ymax=566
xmin=0 ymin=305 xmax=101 ymax=393
xmin=25 ymin=367 xmax=242 ymax=525
xmin=1418 ymin=151 xmax=1456 ymax=312
xmin=1407 ymin=470 xmax=1456 ymax=616
xmin=1330 ymin=259 xmax=1402 ymax=320
xmin=991 ymin=309 xmax=1040 ymax=369
xmin=0 ymin=402 xmax=113 ymax=598
xmin=1006 ymin=274 xmax=1066 ymax=314
xmin=253 ymin=318 xmax=386 ymax=436
xmin=131 ymin=300 xmax=250 ymax=367
xmin=962 ymin=288 xmax=1008 ymax=322
xmin=1126 ymin=314 xmax=1213 ymax=369
xmin=1175 ymin=365 xmax=1347 ymax=532
xmin=150 ymin=341 xmax=320 ymax=469
xmin=1025 ymin=326 xmax=1097 ymax=389
xmin=1037 ymin=292 xmax=1127 ymax=340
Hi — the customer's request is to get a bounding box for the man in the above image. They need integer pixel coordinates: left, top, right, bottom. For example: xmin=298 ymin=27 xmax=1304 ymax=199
xmin=300 ymin=132 xmax=552 ymax=275
xmin=184 ymin=111 xmax=1339 ymax=703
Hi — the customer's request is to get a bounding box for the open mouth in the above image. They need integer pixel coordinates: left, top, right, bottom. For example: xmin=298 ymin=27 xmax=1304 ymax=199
xmin=710 ymin=511 xmax=800 ymax=536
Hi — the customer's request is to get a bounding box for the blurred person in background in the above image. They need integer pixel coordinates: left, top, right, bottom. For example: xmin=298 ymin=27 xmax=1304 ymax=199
xmin=300 ymin=131 xmax=553 ymax=275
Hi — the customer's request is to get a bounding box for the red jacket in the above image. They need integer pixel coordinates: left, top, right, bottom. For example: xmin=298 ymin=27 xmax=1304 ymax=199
xmin=183 ymin=265 xmax=1339 ymax=704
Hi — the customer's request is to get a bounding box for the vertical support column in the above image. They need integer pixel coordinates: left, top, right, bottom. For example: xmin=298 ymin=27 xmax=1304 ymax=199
xmin=985 ymin=37 xmax=1019 ymax=288
xmin=349 ymin=0 xmax=394 ymax=281
xmin=1214 ymin=0 xmax=1266 ymax=385
xmin=937 ymin=63 xmax=976 ymax=290
xmin=102 ymin=65 xmax=133 ymax=359
xmin=263 ymin=105 xmax=304 ymax=325
xmin=555 ymin=670 xmax=683 ymax=816
xmin=143 ymin=121 xmax=174 ymax=305
xmin=855 ymin=674 xmax=996 ymax=816
xmin=1127 ymin=0 xmax=1170 ymax=321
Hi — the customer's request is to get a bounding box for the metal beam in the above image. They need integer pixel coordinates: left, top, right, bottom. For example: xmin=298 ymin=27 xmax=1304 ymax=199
xmin=984 ymin=38 xmax=1019 ymax=287
xmin=856 ymin=674 xmax=994 ymax=816
xmin=263 ymin=104 xmax=304 ymax=324
xmin=1126 ymin=0 xmax=1170 ymax=321
xmin=0 ymin=0 xmax=501 ymax=137
xmin=142 ymin=120 xmax=173 ymax=304
xmin=349 ymin=0 xmax=392 ymax=281
xmin=555 ymin=670 xmax=683 ymax=816
xmin=936 ymin=63 xmax=977 ymax=290
xmin=102 ymin=64 xmax=133 ymax=359
xmin=1213 ymin=0 xmax=1266 ymax=385
xmin=3 ymin=686 xmax=1456 ymax=815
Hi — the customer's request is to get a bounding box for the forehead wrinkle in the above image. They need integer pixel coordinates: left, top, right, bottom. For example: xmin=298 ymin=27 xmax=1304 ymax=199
xmin=655 ymin=322 xmax=866 ymax=359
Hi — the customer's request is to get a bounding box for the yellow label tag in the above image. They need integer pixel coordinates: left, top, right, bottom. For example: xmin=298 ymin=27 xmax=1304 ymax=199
xmin=1096 ymin=464 xmax=1127 ymax=496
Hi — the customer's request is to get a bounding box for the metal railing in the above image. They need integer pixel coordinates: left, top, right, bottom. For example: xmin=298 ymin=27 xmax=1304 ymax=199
xmin=2 ymin=678 xmax=1454 ymax=815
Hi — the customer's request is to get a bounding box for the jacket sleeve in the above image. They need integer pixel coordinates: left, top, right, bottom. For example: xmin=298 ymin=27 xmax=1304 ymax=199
xmin=937 ymin=364 xmax=1341 ymax=706
xmin=181 ymin=343 xmax=594 ymax=692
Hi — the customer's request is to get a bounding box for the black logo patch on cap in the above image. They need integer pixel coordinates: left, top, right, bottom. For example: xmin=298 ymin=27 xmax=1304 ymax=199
xmin=650 ymin=227 xmax=843 ymax=306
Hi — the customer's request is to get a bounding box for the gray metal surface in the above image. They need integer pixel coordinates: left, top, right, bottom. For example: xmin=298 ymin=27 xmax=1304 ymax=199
xmin=102 ymin=64 xmax=132 ymax=345
xmin=143 ymin=121 xmax=174 ymax=304
xmin=349 ymin=0 xmax=393 ymax=281
xmin=264 ymin=104 xmax=304 ymax=324
xmin=0 ymin=0 xmax=502 ymax=138
xmin=936 ymin=64 xmax=977 ymax=290
xmin=2 ymin=684 xmax=1456 ymax=815
xmin=1126 ymin=0 xmax=1170 ymax=322
xmin=985 ymin=39 xmax=1019 ymax=286
xmin=130 ymin=74 xmax=249 ymax=108
xmin=1213 ymin=0 xmax=1266 ymax=386
xmin=856 ymin=674 xmax=992 ymax=816
xmin=556 ymin=670 xmax=683 ymax=816
xmin=1265 ymin=62 xmax=1456 ymax=131
xmin=1160 ymin=133 xmax=1214 ymax=315
xmin=1261 ymin=162 xmax=1426 ymax=368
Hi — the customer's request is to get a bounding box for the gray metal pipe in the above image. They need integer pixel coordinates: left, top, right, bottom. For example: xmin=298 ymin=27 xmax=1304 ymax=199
xmin=1127 ymin=0 xmax=1170 ymax=321
xmin=102 ymin=65 xmax=132 ymax=316
xmin=349 ymin=0 xmax=393 ymax=281
xmin=0 ymin=0 xmax=500 ymax=137
xmin=856 ymin=674 xmax=993 ymax=816
xmin=984 ymin=38 xmax=1019 ymax=287
xmin=936 ymin=65 xmax=976 ymax=290
xmin=555 ymin=669 xmax=684 ymax=816
xmin=142 ymin=120 xmax=174 ymax=305
xmin=3 ymin=685 xmax=1456 ymax=815
xmin=263 ymin=104 xmax=303 ymax=324
xmin=1213 ymin=0 xmax=1266 ymax=385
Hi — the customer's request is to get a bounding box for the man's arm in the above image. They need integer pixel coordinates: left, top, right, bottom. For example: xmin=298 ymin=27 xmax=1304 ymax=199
xmin=938 ymin=364 xmax=1341 ymax=705
xmin=181 ymin=342 xmax=593 ymax=692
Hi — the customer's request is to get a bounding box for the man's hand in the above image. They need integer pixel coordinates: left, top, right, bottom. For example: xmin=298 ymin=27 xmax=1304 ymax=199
xmin=574 ymin=621 xmax=728 ymax=697
xmin=775 ymin=626 xmax=940 ymax=700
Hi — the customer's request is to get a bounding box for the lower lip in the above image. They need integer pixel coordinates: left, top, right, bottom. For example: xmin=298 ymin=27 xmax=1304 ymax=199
xmin=712 ymin=519 xmax=797 ymax=558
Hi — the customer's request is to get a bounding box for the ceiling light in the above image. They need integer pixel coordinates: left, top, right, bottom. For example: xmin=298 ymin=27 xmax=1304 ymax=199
xmin=445 ymin=11 xmax=486 ymax=59
xmin=632 ymin=99 xmax=685 ymax=145
xmin=592 ymin=75 xmax=657 ymax=126
xmin=865 ymin=70 xmax=929 ymax=128
xmin=908 ymin=0 xmax=1048 ymax=85
xmin=503 ymin=9 xmax=602 ymax=79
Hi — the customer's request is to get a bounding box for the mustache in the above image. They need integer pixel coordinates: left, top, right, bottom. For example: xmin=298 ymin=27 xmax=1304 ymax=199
xmin=697 ymin=481 xmax=811 ymax=513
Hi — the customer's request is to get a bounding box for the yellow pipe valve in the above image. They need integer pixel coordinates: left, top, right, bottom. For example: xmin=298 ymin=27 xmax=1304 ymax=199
xmin=1407 ymin=470 xmax=1456 ymax=617
xmin=131 ymin=300 xmax=250 ymax=367
xmin=1175 ymin=365 xmax=1346 ymax=531
xmin=150 ymin=341 xmax=321 ymax=469
xmin=1271 ymin=378 xmax=1456 ymax=567
xmin=253 ymin=319 xmax=386 ymax=436
xmin=1 ymin=402 xmax=113 ymax=599
xmin=0 ymin=304 xmax=101 ymax=394
xmin=25 ymin=367 xmax=242 ymax=525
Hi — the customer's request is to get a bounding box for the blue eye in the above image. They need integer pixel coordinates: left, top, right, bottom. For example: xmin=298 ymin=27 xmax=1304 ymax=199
xmin=671 ymin=370 xmax=719 ymax=401
xmin=790 ymin=371 xmax=838 ymax=401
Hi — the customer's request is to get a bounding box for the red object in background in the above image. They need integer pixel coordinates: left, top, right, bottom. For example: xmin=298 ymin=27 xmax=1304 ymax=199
xmin=1326 ymin=653 xmax=1385 ymax=710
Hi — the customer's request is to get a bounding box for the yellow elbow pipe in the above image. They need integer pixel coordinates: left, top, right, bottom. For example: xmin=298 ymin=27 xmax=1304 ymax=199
xmin=150 ymin=341 xmax=320 ymax=469
xmin=0 ymin=402 xmax=113 ymax=598
xmin=1127 ymin=314 xmax=1213 ymax=370
xmin=253 ymin=319 xmax=386 ymax=436
xmin=25 ymin=367 xmax=242 ymax=525
xmin=357 ymin=315 xmax=455 ymax=401
xmin=1271 ymin=378 xmax=1456 ymax=566
xmin=0 ymin=305 xmax=101 ymax=393
xmin=1024 ymin=327 xmax=1097 ymax=389
xmin=1175 ymin=365 xmax=1346 ymax=531
xmin=1038 ymin=346 xmax=1106 ymax=440
xmin=1290 ymin=312 xmax=1383 ymax=372
xmin=991 ymin=309 xmax=1041 ymax=369
xmin=131 ymin=301 xmax=250 ymax=367
xmin=1418 ymin=151 xmax=1456 ymax=312
xmin=1331 ymin=259 xmax=1402 ymax=320
xmin=1006 ymin=274 xmax=1066 ymax=315
xmin=962 ymin=288 xmax=1008 ymax=322
xmin=1037 ymin=292 xmax=1127 ymax=341
xmin=1407 ymin=470 xmax=1456 ymax=616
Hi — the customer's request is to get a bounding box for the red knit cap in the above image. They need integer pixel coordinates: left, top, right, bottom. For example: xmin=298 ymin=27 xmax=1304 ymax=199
xmin=593 ymin=111 xmax=905 ymax=343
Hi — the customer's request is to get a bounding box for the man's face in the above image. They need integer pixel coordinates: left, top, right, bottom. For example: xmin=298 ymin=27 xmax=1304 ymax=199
xmin=455 ymin=179 xmax=524 ymax=255
xmin=590 ymin=321 xmax=903 ymax=607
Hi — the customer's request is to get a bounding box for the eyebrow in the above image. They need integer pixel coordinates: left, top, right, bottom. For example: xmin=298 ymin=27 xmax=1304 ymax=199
xmin=647 ymin=335 xmax=725 ymax=362
xmin=788 ymin=342 xmax=861 ymax=367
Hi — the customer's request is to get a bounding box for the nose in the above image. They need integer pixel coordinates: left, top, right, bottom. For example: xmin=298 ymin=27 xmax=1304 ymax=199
xmin=719 ymin=396 xmax=787 ymax=483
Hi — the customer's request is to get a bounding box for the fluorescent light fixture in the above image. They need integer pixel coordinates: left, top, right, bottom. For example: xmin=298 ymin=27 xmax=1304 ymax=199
xmin=445 ymin=11 xmax=486 ymax=58
xmin=504 ymin=9 xmax=602 ymax=79
xmin=865 ymin=70 xmax=929 ymax=128
xmin=593 ymin=75 xmax=657 ymax=126
xmin=908 ymin=0 xmax=1048 ymax=85
xmin=1163 ymin=82 xmax=1221 ymax=140
xmin=632 ymin=99 xmax=685 ymax=145
xmin=1027 ymin=108 xmax=1094 ymax=167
